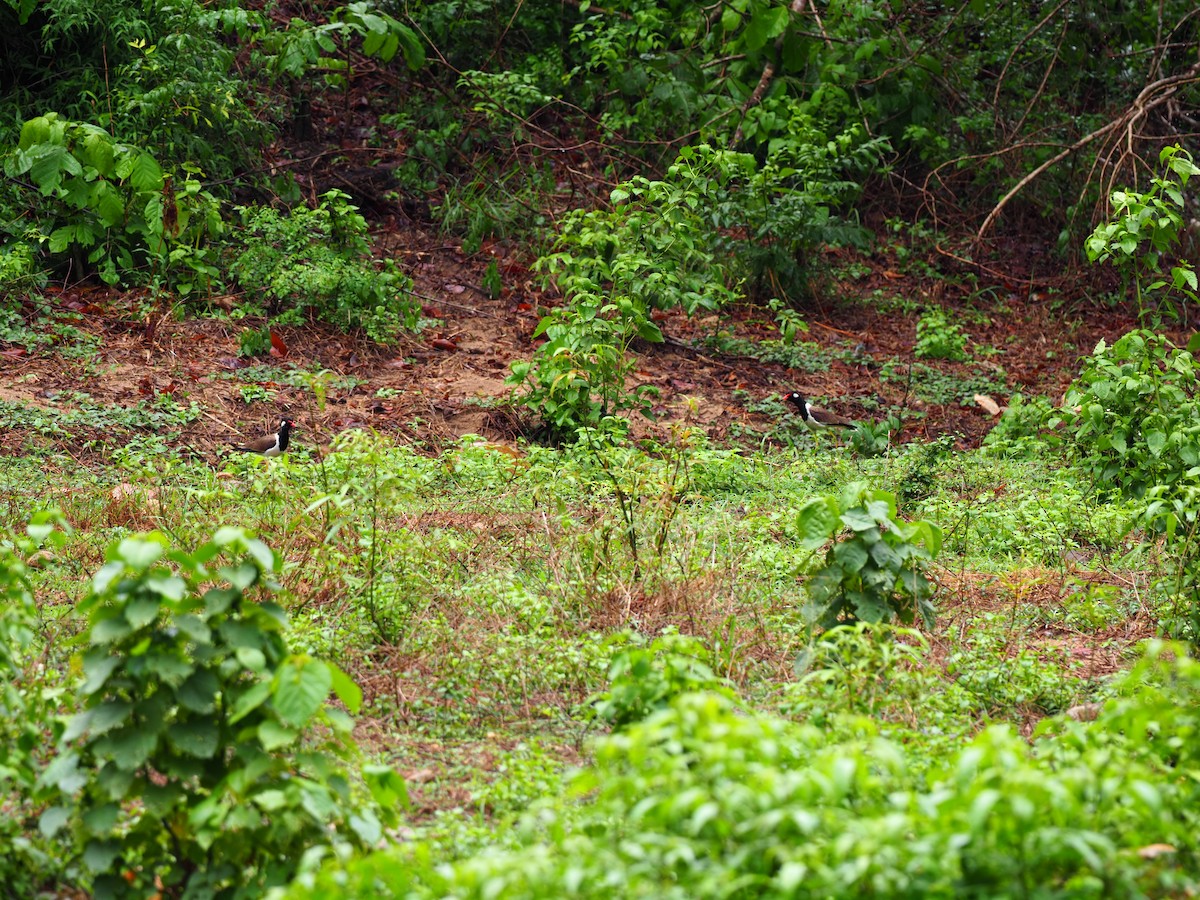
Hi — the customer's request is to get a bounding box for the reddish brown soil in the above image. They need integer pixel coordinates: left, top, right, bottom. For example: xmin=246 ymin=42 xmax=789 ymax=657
xmin=0 ymin=234 xmax=1152 ymax=462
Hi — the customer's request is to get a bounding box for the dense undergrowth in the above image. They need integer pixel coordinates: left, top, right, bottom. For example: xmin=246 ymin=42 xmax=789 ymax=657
xmin=0 ymin=422 xmax=1196 ymax=896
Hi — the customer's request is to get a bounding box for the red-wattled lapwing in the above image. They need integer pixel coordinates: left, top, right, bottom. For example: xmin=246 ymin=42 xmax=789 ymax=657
xmin=784 ymin=392 xmax=856 ymax=431
xmin=231 ymin=418 xmax=295 ymax=457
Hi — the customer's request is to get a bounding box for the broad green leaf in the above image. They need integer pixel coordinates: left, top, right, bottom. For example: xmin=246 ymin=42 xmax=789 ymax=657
xmin=116 ymin=537 xmax=166 ymax=570
xmin=1146 ymin=430 xmax=1166 ymax=456
xmin=39 ymin=806 xmax=71 ymax=838
xmin=257 ymin=719 xmax=298 ymax=750
xmin=81 ymin=650 xmax=120 ymax=694
xmin=127 ymin=150 xmax=164 ymax=193
xmin=89 ymin=700 xmax=133 ymax=736
xmin=124 ymin=594 xmax=161 ymax=629
xmin=82 ymin=838 xmax=121 ymax=873
xmin=82 ymin=803 xmax=120 ymax=836
xmin=90 ymin=616 xmax=131 ymax=646
xmin=102 ymin=727 xmax=158 ymax=770
xmin=840 ymin=508 xmax=876 ymax=531
xmin=231 ymin=685 xmax=274 ymax=735
xmin=795 ymin=497 xmax=838 ymax=549
xmin=834 ymin=540 xmax=869 ymax=573
xmin=329 ymin=664 xmax=363 ymax=714
xmin=274 ymin=656 xmax=333 ymax=727
xmin=178 ymin=669 xmax=220 ymax=713
xmin=168 ymin=718 xmax=220 ymax=759
xmin=742 ymin=5 xmax=789 ymax=52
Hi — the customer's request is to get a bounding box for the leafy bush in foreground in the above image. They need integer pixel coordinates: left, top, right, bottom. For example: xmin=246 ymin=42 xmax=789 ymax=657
xmin=289 ymin=640 xmax=1200 ymax=899
xmin=38 ymin=528 xmax=399 ymax=899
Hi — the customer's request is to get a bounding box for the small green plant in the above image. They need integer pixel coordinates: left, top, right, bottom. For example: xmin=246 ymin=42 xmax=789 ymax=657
xmin=37 ymin=528 xmax=400 ymax=898
xmin=238 ymin=326 xmax=273 ymax=358
xmin=510 ymin=148 xmax=740 ymax=436
xmin=914 ymin=308 xmax=968 ymax=361
xmin=481 ymin=257 xmax=502 ymax=300
xmin=587 ymin=629 xmax=734 ymax=731
xmin=849 ymin=413 xmax=901 ymax=458
xmin=228 ymin=190 xmax=417 ymax=344
xmin=795 ymin=482 xmax=941 ymax=629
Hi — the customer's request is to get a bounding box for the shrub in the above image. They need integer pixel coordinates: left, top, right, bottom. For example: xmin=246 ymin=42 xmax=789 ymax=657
xmin=289 ymin=642 xmax=1200 ymax=899
xmin=37 ymin=528 xmax=400 ymax=899
xmin=0 ymin=512 xmax=70 ymax=895
xmin=794 ymin=482 xmax=941 ymax=629
xmin=3 ymin=113 xmax=223 ymax=290
xmin=1054 ymin=329 xmax=1200 ymax=497
xmin=228 ymin=191 xmax=417 ymax=344
xmin=914 ymin=308 xmax=968 ymax=361
xmin=587 ymin=629 xmax=734 ymax=731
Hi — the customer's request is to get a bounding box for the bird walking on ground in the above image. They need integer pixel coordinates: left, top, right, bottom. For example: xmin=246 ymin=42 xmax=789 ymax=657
xmin=231 ymin=417 xmax=295 ymax=457
xmin=784 ymin=392 xmax=856 ymax=431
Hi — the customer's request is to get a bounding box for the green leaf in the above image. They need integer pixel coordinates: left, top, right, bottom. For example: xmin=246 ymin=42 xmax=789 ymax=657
xmin=742 ymin=5 xmax=789 ymax=52
xmin=177 ymin=669 xmax=220 ymax=713
xmin=274 ymin=656 xmax=333 ymax=728
xmin=39 ymin=806 xmax=71 ymax=838
xmin=104 ymin=727 xmax=158 ymax=770
xmin=229 ymin=679 xmax=272 ymax=724
xmin=116 ymin=537 xmax=166 ymax=570
xmin=364 ymin=765 xmax=410 ymax=813
xmin=840 ymin=508 xmax=876 ymax=531
xmin=81 ymin=651 xmax=120 ymax=694
xmin=82 ymin=838 xmax=121 ymax=874
xmin=89 ymin=700 xmax=133 ymax=736
xmin=834 ymin=540 xmax=869 ymax=573
xmin=82 ymin=803 xmax=120 ymax=836
xmin=1146 ymin=430 xmax=1166 ymax=456
xmin=329 ymin=665 xmax=363 ymax=714
xmin=257 ymin=719 xmax=298 ymax=750
xmin=795 ymin=497 xmax=838 ymax=550
xmin=127 ymin=151 xmax=164 ymax=193
xmin=124 ymin=594 xmax=161 ymax=629
xmin=168 ymin=718 xmax=220 ymax=759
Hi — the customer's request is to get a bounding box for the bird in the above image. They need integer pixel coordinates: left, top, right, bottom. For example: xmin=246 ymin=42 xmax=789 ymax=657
xmin=231 ymin=418 xmax=295 ymax=457
xmin=784 ymin=392 xmax=856 ymax=430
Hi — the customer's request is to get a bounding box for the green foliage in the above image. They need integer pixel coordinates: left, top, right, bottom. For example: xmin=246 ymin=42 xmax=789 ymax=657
xmin=511 ymin=150 xmax=739 ymax=434
xmin=795 ymin=483 xmax=940 ymax=629
xmin=37 ymin=528 xmax=395 ymax=899
xmin=879 ymin=360 xmax=1008 ymax=406
xmin=0 ymin=0 xmax=267 ymax=185
xmin=587 ymin=629 xmax=734 ymax=731
xmin=238 ymin=326 xmax=273 ymax=359
xmin=914 ymin=308 xmax=968 ymax=361
xmin=0 ymin=511 xmax=70 ymax=895
xmin=0 ymin=392 xmax=200 ymax=446
xmin=228 ymin=191 xmax=417 ymax=344
xmin=947 ymin=617 xmax=1084 ymax=716
xmin=4 ymin=113 xmax=223 ymax=290
xmin=1085 ymin=145 xmax=1200 ymax=324
xmin=1054 ymin=329 xmax=1200 ymax=497
xmin=290 ymin=642 xmax=1200 ymax=899
xmin=982 ymin=393 xmax=1058 ymax=456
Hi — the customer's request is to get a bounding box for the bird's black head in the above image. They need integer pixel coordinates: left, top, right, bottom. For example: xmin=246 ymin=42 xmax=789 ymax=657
xmin=784 ymin=392 xmax=806 ymax=409
xmin=280 ymin=418 xmax=295 ymax=432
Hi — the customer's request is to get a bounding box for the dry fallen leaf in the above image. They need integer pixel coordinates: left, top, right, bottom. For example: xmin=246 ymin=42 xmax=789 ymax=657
xmin=1065 ymin=702 xmax=1102 ymax=722
xmin=1137 ymin=844 xmax=1176 ymax=859
xmin=973 ymin=393 xmax=1002 ymax=416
